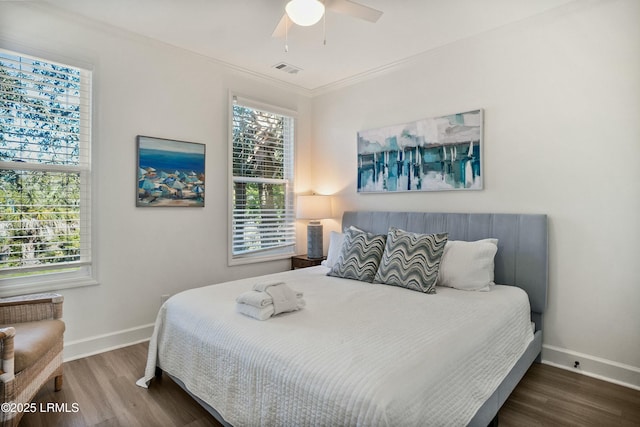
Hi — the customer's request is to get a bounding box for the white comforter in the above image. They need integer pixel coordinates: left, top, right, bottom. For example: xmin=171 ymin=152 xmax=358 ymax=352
xmin=139 ymin=266 xmax=533 ymax=426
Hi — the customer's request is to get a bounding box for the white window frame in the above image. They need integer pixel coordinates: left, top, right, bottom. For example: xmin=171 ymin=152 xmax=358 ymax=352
xmin=228 ymin=93 xmax=296 ymax=265
xmin=0 ymin=48 xmax=96 ymax=296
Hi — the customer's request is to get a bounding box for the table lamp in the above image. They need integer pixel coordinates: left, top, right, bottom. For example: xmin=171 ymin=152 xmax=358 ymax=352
xmin=296 ymin=194 xmax=332 ymax=259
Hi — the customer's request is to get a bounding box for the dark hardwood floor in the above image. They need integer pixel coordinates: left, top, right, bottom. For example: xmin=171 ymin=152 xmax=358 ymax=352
xmin=500 ymin=363 xmax=640 ymax=427
xmin=20 ymin=342 xmax=220 ymax=427
xmin=20 ymin=342 xmax=640 ymax=426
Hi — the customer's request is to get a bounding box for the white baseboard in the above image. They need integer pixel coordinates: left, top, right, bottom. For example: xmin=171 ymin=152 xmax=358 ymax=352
xmin=63 ymin=323 xmax=154 ymax=362
xmin=542 ymin=344 xmax=640 ymax=391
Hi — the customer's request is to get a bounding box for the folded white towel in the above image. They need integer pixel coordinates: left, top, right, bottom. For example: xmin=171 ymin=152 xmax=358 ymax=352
xmin=236 ymin=303 xmax=275 ymax=321
xmin=236 ymin=289 xmax=305 ymax=308
xmin=236 ymin=290 xmax=272 ymax=307
xmin=236 ymin=299 xmax=306 ymax=321
xmin=265 ymin=283 xmax=298 ymax=314
xmin=237 ymin=282 xmax=305 ymax=320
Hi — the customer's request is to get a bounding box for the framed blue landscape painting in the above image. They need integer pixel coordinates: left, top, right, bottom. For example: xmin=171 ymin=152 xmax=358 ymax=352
xmin=136 ymin=136 xmax=205 ymax=207
xmin=357 ymin=109 xmax=483 ymax=193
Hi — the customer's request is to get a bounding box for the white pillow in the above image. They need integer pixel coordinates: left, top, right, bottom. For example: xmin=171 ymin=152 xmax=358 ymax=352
xmin=437 ymin=239 xmax=498 ymax=291
xmin=322 ymin=231 xmax=345 ymax=268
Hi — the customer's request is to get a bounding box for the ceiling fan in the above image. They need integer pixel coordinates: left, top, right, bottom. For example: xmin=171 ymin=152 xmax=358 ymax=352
xmin=272 ymin=0 xmax=383 ymax=38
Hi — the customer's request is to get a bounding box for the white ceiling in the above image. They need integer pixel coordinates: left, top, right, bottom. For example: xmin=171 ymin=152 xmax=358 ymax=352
xmin=40 ymin=0 xmax=574 ymax=92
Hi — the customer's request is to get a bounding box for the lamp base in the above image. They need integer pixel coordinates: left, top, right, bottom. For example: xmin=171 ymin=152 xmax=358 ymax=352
xmin=307 ymin=221 xmax=323 ymax=259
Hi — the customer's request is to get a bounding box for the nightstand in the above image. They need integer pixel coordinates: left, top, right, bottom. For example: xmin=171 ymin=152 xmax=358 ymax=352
xmin=291 ymin=254 xmax=326 ymax=270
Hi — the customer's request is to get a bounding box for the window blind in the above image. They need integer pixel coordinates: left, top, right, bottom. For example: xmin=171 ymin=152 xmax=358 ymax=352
xmin=231 ymin=98 xmax=295 ymax=259
xmin=0 ymin=50 xmax=92 ymax=279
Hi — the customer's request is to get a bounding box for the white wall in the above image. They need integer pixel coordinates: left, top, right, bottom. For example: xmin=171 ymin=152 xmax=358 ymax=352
xmin=0 ymin=3 xmax=313 ymax=358
xmin=310 ymin=0 xmax=640 ymax=388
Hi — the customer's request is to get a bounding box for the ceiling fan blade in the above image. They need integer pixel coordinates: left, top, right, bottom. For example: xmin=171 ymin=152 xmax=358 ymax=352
xmin=325 ymin=0 xmax=383 ymax=23
xmin=272 ymin=13 xmax=288 ymax=38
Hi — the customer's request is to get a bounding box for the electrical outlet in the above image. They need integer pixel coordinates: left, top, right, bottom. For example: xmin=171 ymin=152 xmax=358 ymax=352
xmin=574 ymin=360 xmax=580 ymax=368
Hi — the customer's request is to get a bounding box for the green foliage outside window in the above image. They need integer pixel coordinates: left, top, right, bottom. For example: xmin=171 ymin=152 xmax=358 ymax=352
xmin=0 ymin=52 xmax=85 ymax=274
xmin=231 ymin=104 xmax=293 ymax=256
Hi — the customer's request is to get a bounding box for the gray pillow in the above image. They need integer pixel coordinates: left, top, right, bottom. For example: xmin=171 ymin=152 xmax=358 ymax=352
xmin=327 ymin=227 xmax=386 ymax=282
xmin=374 ymin=227 xmax=448 ymax=294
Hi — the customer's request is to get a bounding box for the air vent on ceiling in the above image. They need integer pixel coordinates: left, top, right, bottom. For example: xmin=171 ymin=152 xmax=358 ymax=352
xmin=272 ymin=62 xmax=302 ymax=74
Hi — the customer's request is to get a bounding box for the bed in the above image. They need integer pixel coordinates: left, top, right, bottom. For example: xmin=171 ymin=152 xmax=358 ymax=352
xmin=138 ymin=211 xmax=548 ymax=426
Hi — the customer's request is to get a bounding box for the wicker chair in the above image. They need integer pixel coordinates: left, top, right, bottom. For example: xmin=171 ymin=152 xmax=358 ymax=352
xmin=0 ymin=293 xmax=65 ymax=427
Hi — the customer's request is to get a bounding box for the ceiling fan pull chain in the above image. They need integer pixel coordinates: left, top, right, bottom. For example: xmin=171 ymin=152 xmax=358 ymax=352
xmin=285 ymin=15 xmax=289 ymax=52
xmin=323 ymin=7 xmax=326 ymax=45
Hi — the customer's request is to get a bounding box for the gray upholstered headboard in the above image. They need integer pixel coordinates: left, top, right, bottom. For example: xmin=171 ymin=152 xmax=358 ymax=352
xmin=341 ymin=211 xmax=548 ymax=330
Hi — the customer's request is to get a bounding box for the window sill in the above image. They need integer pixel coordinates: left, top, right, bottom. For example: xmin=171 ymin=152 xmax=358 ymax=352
xmin=0 ymin=275 xmax=98 ymax=298
xmin=228 ymin=251 xmax=295 ymax=267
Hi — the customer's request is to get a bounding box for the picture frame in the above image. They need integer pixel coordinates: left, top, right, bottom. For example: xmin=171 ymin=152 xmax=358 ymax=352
xmin=136 ymin=135 xmax=206 ymax=207
xmin=357 ymin=109 xmax=483 ymax=193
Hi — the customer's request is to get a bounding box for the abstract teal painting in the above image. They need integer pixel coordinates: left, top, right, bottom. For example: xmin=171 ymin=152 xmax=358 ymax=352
xmin=357 ymin=109 xmax=483 ymax=192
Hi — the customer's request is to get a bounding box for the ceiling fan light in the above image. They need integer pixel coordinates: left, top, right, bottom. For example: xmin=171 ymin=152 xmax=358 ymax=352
xmin=285 ymin=0 xmax=325 ymax=27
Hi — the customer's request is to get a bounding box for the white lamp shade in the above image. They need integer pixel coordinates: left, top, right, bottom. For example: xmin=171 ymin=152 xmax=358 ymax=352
xmin=297 ymin=195 xmax=332 ymax=220
xmin=285 ymin=0 xmax=325 ymax=26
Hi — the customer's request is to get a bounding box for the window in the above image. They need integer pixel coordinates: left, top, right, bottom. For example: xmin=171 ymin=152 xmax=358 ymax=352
xmin=230 ymin=95 xmax=295 ymax=264
xmin=0 ymin=49 xmax=94 ymax=295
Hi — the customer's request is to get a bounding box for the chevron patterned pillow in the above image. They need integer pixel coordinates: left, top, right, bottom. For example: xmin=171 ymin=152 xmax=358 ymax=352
xmin=374 ymin=227 xmax=448 ymax=294
xmin=327 ymin=227 xmax=386 ymax=282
